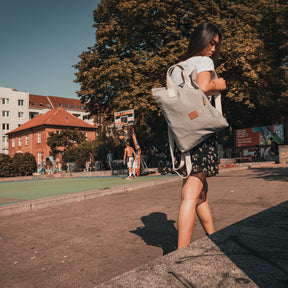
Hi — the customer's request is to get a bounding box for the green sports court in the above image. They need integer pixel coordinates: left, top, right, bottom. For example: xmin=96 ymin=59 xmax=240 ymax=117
xmin=0 ymin=175 xmax=174 ymax=205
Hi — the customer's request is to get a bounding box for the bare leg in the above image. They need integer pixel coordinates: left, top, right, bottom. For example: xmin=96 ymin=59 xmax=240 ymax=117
xmin=177 ymin=176 xmax=203 ymax=249
xmin=196 ymin=193 xmax=215 ymax=235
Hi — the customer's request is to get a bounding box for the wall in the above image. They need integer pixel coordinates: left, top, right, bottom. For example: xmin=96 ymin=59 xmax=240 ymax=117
xmin=279 ymin=145 xmax=288 ymax=164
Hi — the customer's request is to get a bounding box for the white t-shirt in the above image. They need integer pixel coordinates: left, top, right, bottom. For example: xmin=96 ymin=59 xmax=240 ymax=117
xmin=170 ymin=56 xmax=216 ymax=86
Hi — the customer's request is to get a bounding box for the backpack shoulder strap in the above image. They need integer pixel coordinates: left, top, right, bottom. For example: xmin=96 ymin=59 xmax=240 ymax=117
xmin=168 ymin=127 xmax=192 ymax=179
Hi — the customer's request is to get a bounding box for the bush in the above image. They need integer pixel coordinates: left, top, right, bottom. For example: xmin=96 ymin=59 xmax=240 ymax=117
xmin=0 ymin=153 xmax=37 ymax=177
xmin=0 ymin=154 xmax=16 ymax=177
xmin=13 ymin=152 xmax=37 ymax=176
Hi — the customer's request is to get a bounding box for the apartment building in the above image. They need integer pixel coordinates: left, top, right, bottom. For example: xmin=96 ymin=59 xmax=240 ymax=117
xmin=0 ymin=86 xmax=94 ymax=154
xmin=0 ymin=87 xmax=29 ymax=154
xmin=29 ymin=94 xmax=93 ymax=124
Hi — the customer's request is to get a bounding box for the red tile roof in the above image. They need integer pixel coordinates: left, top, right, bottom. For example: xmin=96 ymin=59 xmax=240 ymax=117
xmin=29 ymin=94 xmax=86 ymax=111
xmin=29 ymin=94 xmax=52 ymax=109
xmin=48 ymin=96 xmax=86 ymax=111
xmin=7 ymin=108 xmax=96 ymax=135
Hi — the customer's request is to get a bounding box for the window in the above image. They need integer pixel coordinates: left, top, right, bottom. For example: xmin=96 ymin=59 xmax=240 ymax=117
xmin=37 ymin=152 xmax=42 ymax=164
xmin=30 ymin=112 xmax=39 ymax=119
xmin=80 ymin=105 xmax=85 ymax=110
xmin=65 ymin=104 xmax=70 ymax=108
xmin=2 ymin=111 xmax=10 ymax=117
xmin=39 ymin=103 xmax=44 ymax=107
xmin=2 ymin=98 xmax=9 ymax=105
xmin=2 ymin=123 xmax=9 ymax=130
xmin=31 ymin=102 xmax=35 ymax=106
xmin=72 ymin=105 xmax=76 ymax=109
xmin=18 ymin=136 xmax=21 ymax=146
xmin=26 ymin=135 xmax=29 ymax=145
xmin=18 ymin=112 xmax=24 ymax=119
xmin=58 ymin=103 xmax=62 ymax=107
xmin=37 ymin=131 xmax=41 ymax=143
xmin=46 ymin=104 xmax=51 ymax=108
xmin=12 ymin=137 xmax=15 ymax=147
xmin=18 ymin=99 xmax=24 ymax=106
xmin=2 ymin=135 xmax=8 ymax=145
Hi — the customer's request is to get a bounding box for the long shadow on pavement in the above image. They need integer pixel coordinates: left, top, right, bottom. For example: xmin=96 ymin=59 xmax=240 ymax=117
xmin=250 ymin=167 xmax=288 ymax=182
xmin=130 ymin=212 xmax=178 ymax=255
xmin=209 ymin=200 xmax=288 ymax=288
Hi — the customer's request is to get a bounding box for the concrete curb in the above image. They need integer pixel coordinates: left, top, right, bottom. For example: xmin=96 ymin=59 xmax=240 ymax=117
xmin=218 ymin=160 xmax=276 ymax=172
xmin=0 ymin=177 xmax=181 ymax=217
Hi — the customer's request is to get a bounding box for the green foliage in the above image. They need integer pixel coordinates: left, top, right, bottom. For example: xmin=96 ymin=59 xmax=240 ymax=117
xmin=0 ymin=153 xmax=37 ymax=177
xmin=0 ymin=154 xmax=16 ymax=177
xmin=47 ymin=129 xmax=86 ymax=156
xmin=13 ymin=152 xmax=37 ymax=176
xmin=64 ymin=136 xmax=124 ymax=170
xmin=75 ymin=0 xmax=288 ymax=143
xmin=64 ymin=140 xmax=105 ymax=169
xmin=216 ymin=0 xmax=288 ymax=128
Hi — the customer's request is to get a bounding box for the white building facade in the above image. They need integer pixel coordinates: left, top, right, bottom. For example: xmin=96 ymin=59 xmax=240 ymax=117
xmin=0 ymin=87 xmax=29 ymax=154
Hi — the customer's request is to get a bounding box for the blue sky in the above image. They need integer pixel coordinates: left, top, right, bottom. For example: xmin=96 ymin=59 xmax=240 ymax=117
xmin=0 ymin=0 xmax=101 ymax=99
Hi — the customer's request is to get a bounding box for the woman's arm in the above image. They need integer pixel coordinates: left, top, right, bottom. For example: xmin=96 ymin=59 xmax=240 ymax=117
xmin=196 ymin=71 xmax=226 ymax=96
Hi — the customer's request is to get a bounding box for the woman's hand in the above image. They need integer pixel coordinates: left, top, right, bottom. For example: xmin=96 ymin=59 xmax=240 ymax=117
xmin=212 ymin=78 xmax=226 ymax=91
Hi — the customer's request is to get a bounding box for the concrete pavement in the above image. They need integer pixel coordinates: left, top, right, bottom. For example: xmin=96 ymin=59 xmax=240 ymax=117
xmin=97 ymin=165 xmax=288 ymax=288
xmin=0 ymin=165 xmax=287 ymax=288
xmin=98 ymin=200 xmax=288 ymax=288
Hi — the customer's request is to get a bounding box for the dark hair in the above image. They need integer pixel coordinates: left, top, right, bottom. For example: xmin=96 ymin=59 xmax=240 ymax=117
xmin=182 ymin=22 xmax=222 ymax=67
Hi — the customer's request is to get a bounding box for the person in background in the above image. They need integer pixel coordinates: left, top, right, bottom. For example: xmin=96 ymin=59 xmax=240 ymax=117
xmin=270 ymin=138 xmax=279 ymax=163
xmin=107 ymin=150 xmax=113 ymax=171
xmin=123 ymin=142 xmax=136 ymax=179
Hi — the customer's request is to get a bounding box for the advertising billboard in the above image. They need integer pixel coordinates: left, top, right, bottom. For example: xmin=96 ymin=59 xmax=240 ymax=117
xmin=235 ymin=124 xmax=284 ymax=147
xmin=114 ymin=109 xmax=135 ymax=128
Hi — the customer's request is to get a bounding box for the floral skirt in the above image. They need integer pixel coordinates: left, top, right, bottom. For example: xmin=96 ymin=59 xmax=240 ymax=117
xmin=178 ymin=134 xmax=218 ymax=206
xmin=189 ymin=134 xmax=219 ymax=177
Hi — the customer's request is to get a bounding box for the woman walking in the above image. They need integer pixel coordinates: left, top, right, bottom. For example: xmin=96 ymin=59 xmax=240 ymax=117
xmin=171 ymin=22 xmax=227 ymax=249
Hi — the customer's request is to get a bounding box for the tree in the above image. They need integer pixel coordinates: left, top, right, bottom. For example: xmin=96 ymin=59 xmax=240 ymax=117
xmin=216 ymin=0 xmax=288 ymax=128
xmin=47 ymin=129 xmax=86 ymax=172
xmin=64 ymin=139 xmax=105 ymax=171
xmin=63 ymin=134 xmax=124 ymax=171
xmin=74 ymin=0 xmax=288 ymax=146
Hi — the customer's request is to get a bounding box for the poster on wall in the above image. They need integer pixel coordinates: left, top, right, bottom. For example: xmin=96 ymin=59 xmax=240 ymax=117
xmin=235 ymin=124 xmax=284 ymax=147
xmin=46 ymin=156 xmax=54 ymax=173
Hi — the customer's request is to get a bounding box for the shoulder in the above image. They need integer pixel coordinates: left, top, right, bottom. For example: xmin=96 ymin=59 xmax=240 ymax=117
xmin=170 ymin=57 xmax=197 ymax=85
xmin=196 ymin=57 xmax=215 ymax=73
